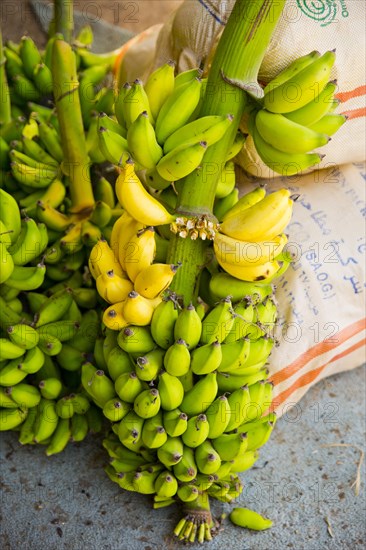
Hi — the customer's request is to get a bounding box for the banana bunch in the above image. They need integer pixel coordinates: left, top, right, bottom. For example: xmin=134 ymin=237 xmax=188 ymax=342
xmin=1 ymin=28 xmax=114 ymax=125
xmin=247 ymin=50 xmax=346 ymax=175
xmin=88 ymin=210 xmax=180 ymax=331
xmin=95 ymin=64 xmax=237 ymax=202
xmin=0 ymin=274 xmax=103 ymax=452
xmin=79 ymin=281 xmax=279 ymax=542
xmin=213 ymin=187 xmax=293 ymax=282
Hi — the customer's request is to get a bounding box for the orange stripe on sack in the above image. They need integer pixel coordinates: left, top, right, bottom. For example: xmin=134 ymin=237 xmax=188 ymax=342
xmin=113 ymin=29 xmax=152 ymax=75
xmin=336 ymin=85 xmax=366 ymax=103
xmin=270 ymin=318 xmax=366 ymax=387
xmin=341 ymin=107 xmax=366 ymax=120
xmin=271 ymin=337 xmax=366 ymax=411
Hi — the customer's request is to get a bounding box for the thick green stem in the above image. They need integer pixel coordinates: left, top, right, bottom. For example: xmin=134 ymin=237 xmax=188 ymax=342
xmin=168 ymin=0 xmax=285 ymax=305
xmin=54 ymin=0 xmax=74 ymax=43
xmin=52 ymin=39 xmax=95 ymax=213
xmin=0 ymin=30 xmax=11 ymax=125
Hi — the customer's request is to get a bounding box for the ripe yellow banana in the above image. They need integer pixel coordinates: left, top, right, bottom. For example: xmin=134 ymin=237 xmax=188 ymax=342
xmin=220 ymin=189 xmax=293 ymax=242
xmin=115 ymin=161 xmax=175 ymax=226
xmin=214 ymin=232 xmax=287 ymax=268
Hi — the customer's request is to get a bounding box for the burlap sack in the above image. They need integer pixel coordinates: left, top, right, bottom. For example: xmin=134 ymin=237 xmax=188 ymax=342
xmin=114 ymin=1 xmax=365 ymax=414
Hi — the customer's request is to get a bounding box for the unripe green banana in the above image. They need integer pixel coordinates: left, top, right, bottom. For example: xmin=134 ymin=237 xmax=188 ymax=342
xmin=106 ymin=346 xmax=133 ymax=381
xmin=117 ymin=410 xmax=144 ymax=451
xmin=224 ymin=302 xmax=255 ymax=344
xmin=0 ymin=387 xmax=18 ymax=408
xmin=85 ymin=404 xmax=103 ymax=434
xmin=122 ymin=78 xmax=153 ymax=128
xmin=173 ymin=445 xmax=198 ymax=482
xmin=33 ymin=398 xmax=58 ymax=442
xmin=98 ymin=126 xmax=129 ymax=166
xmin=0 ymin=338 xmax=25 ymax=361
xmin=177 ymin=484 xmax=199 ymax=503
xmin=158 ymin=371 xmax=184 ymax=411
xmin=217 ymin=368 xmax=269 ymax=393
xmin=212 ymin=432 xmax=248 ymax=461
xmin=310 ymin=113 xmax=347 ymax=136
xmin=156 ymin=141 xmax=207 ymax=182
xmin=70 ymin=413 xmax=89 ymax=442
xmin=127 ymin=111 xmax=163 ymax=169
xmin=81 ymin=363 xmax=116 ymax=407
xmin=173 ymin=303 xmax=202 ymax=350
xmin=7 ymin=383 xmax=41 ymax=408
xmin=103 ymin=398 xmax=130 ymax=422
xmin=200 ymin=297 xmax=235 ymax=344
xmin=19 ymin=35 xmax=42 ymax=79
xmin=115 ymin=371 xmax=146 ymax=403
xmin=246 ymin=380 xmax=273 ymax=422
xmin=18 ymin=406 xmax=38 ymax=444
xmin=141 ymin=411 xmax=168 ymax=449
xmin=38 ymin=377 xmax=63 ymax=400
xmin=213 ymin=187 xmax=239 ymax=222
xmin=190 ymin=340 xmax=222 ymax=375
xmin=0 ymin=407 xmax=27 ymax=431
xmin=230 ymin=507 xmax=273 ymax=531
xmin=56 ymin=343 xmax=84 ymax=372
xmin=157 ymin=436 xmax=184 ymax=468
xmin=37 ymin=319 xmax=80 ymax=343
xmin=56 ymin=396 xmax=74 ymax=419
xmin=154 ymin=470 xmax=178 ymax=498
xmin=37 ymin=333 xmax=63 ymax=357
xmin=180 ymin=372 xmax=218 ymax=416
xmin=218 ymin=338 xmax=250 ymax=373
xmin=117 ymin=326 xmax=155 ymax=356
xmin=163 ymin=114 xmax=233 ymax=154
xmin=34 ymin=288 xmax=74 ymax=327
xmin=0 ymin=358 xmax=27 ymax=386
xmin=225 ymin=385 xmax=251 ymax=432
xmin=144 ymin=61 xmax=175 ymax=120
xmin=155 ymin=77 xmax=202 ymax=144
xmin=163 ymin=409 xmax=188 ymax=437
xmin=182 ymin=414 xmax=209 ymax=448
xmin=285 ymin=80 xmax=338 ymax=126
xmin=163 ymin=339 xmax=191 ymax=376
xmin=45 ymin=418 xmax=71 ymax=456
xmin=205 ymin=394 xmax=231 ymax=438
xmin=230 ymin=449 xmax=259 ymax=472
xmin=150 ymin=296 xmax=179 ymax=349
xmin=134 ymin=388 xmax=161 ymax=419
xmin=246 ymin=419 xmax=276 ymax=451
xmin=135 ymin=348 xmax=165 ymax=381
xmin=7 ymin=323 xmax=39 ymax=349
xmin=195 ymin=440 xmax=221 ymax=475
xmin=209 ymin=272 xmax=273 ymax=303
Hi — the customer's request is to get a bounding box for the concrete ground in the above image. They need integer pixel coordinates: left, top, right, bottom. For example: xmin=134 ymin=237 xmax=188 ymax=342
xmin=1 ymin=366 xmax=365 ymax=549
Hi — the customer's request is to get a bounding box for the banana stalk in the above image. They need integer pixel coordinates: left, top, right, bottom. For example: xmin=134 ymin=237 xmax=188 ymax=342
xmin=0 ymin=30 xmax=12 ymax=125
xmin=53 ymin=0 xmax=74 ymax=43
xmin=168 ymin=0 xmax=286 ymax=304
xmin=52 ymin=38 xmax=95 ymax=213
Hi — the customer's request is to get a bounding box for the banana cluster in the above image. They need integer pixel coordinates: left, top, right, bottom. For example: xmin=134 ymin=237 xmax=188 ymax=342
xmin=89 ymin=210 xmax=179 ymax=331
xmin=249 ymin=50 xmax=346 ymax=175
xmin=80 ymin=287 xmax=279 ymax=542
xmin=0 ymin=271 xmax=103 ymax=452
xmin=213 ymin=187 xmax=293 ymax=282
xmin=94 ymin=64 xmax=243 ymax=233
xmin=2 ymin=29 xmax=114 ymax=127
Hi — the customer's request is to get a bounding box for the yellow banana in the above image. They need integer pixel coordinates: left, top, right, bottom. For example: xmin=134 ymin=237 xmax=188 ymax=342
xmin=115 ymin=161 xmax=175 ymax=226
xmin=214 ymin=232 xmax=287 ymax=268
xmin=134 ymin=263 xmax=179 ymax=299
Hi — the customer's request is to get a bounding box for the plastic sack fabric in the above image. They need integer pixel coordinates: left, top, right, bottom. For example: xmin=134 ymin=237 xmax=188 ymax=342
xmin=114 ymin=0 xmax=365 ymax=415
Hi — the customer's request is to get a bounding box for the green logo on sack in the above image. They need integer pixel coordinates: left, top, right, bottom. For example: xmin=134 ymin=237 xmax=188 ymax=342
xmin=296 ymin=0 xmax=349 ymax=27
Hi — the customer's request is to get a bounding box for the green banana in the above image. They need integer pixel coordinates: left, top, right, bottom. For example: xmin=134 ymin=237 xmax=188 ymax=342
xmin=33 ymin=398 xmax=59 ymax=442
xmin=0 ymin=407 xmax=27 ymax=431
xmin=195 ymin=440 xmax=221 ymax=475
xmin=38 ymin=377 xmax=63 ymax=400
xmin=156 ymin=141 xmax=207 ymax=182
xmin=157 ymin=436 xmax=184 ymax=468
xmin=264 ymin=50 xmax=336 ymax=113
xmin=182 ymin=414 xmax=210 ymax=448
xmin=34 ymin=288 xmax=74 ymax=327
xmin=285 ymin=80 xmax=338 ymax=126
xmin=117 ymin=326 xmax=155 ymax=356
xmin=263 ymin=50 xmax=320 ymax=94
xmin=7 ymin=323 xmax=39 ymax=349
xmin=46 ymin=418 xmax=71 ymax=456
xmin=117 ymin=410 xmax=144 ymax=451
xmin=133 ymin=388 xmax=161 ymax=419
xmin=230 ymin=507 xmax=273 ymax=531
xmin=150 ymin=295 xmax=179 ymax=349
xmin=103 ymin=398 xmax=130 ymax=422
xmin=115 ymin=371 xmax=145 ymax=403
xmin=155 ymin=77 xmax=202 ymax=144
xmin=310 ymin=113 xmax=347 ymax=136
xmin=180 ymin=372 xmax=218 ymax=416
xmin=141 ymin=411 xmax=168 ymax=449
xmin=212 ymin=432 xmax=248 ymax=461
xmin=18 ymin=406 xmax=38 ymax=444
xmin=205 ymin=394 xmax=231 ymax=438
xmin=127 ymin=111 xmax=163 ymax=169
xmin=7 ymin=383 xmax=41 ymax=408
xmin=163 ymin=409 xmax=188 ymax=437
xmin=158 ymin=371 xmax=184 ymax=411
xmin=200 ymin=297 xmax=234 ymax=344
xmin=190 ymin=340 xmax=222 ymax=375
xmin=135 ymin=348 xmax=165 ymax=381
xmin=144 ymin=61 xmax=175 ymax=120
xmin=173 ymin=304 xmax=202 ymax=350
xmin=163 ymin=339 xmax=191 ymax=376
xmin=173 ymin=445 xmax=197 ymax=482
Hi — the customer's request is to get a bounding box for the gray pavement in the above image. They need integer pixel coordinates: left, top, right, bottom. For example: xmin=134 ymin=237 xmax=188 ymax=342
xmin=1 ymin=365 xmax=365 ymax=550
